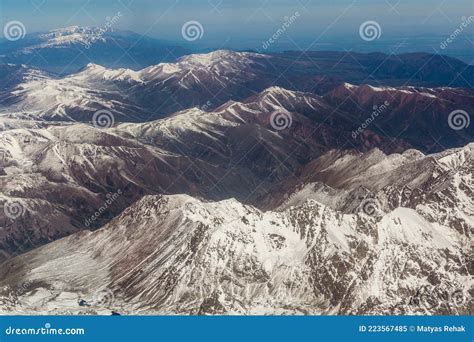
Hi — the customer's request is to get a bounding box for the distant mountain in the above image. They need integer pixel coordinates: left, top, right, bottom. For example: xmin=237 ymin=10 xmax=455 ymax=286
xmin=0 ymin=26 xmax=191 ymax=75
xmin=1 ymin=50 xmax=287 ymax=120
xmin=1 ymin=51 xmax=473 ymax=151
xmin=0 ymin=63 xmax=154 ymax=122
xmin=324 ymin=83 xmax=474 ymax=151
xmin=269 ymin=51 xmax=474 ymax=90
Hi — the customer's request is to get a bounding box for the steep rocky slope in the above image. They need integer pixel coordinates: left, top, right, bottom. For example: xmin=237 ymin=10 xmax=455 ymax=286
xmin=0 ymin=193 xmax=470 ymax=315
xmin=0 ymin=87 xmax=406 ymax=262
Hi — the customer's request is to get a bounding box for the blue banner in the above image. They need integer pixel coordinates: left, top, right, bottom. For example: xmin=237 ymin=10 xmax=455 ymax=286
xmin=0 ymin=316 xmax=472 ymax=342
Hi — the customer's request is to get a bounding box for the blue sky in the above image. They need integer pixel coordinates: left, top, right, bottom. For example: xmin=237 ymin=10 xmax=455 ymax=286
xmin=1 ymin=0 xmax=473 ymax=58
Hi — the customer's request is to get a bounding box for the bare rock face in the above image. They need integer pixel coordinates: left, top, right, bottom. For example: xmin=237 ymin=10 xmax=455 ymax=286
xmin=0 ymin=184 xmax=470 ymax=315
xmin=0 ymin=100 xmax=472 ymax=316
xmin=0 ymin=85 xmax=410 ymax=263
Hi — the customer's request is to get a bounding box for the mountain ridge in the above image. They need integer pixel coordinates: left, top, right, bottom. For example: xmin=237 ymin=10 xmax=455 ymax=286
xmin=0 ymin=188 xmax=470 ymax=315
xmin=0 ymin=40 xmax=472 ymax=316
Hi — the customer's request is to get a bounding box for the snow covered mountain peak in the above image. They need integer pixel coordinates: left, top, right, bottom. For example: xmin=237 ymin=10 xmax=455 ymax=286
xmin=261 ymin=86 xmax=295 ymax=96
xmin=46 ymin=25 xmax=96 ymax=34
xmin=177 ymin=50 xmax=266 ymax=65
xmin=77 ymin=63 xmax=109 ymax=76
xmin=74 ymin=63 xmax=142 ymax=83
xmin=0 ymin=106 xmax=471 ymax=315
xmin=83 ymin=62 xmax=105 ymax=70
xmin=35 ymin=26 xmax=109 ymax=48
xmin=134 ymin=50 xmax=267 ymax=83
xmin=0 ymin=187 xmax=470 ymax=315
xmin=40 ymin=25 xmax=112 ymax=39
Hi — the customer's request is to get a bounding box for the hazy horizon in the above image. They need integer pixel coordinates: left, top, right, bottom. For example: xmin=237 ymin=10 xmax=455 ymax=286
xmin=1 ymin=0 xmax=473 ymax=63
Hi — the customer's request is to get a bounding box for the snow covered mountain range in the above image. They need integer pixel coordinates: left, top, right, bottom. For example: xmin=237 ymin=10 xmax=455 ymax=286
xmin=0 ymin=26 xmax=190 ymax=74
xmin=1 ymin=50 xmax=472 ymax=149
xmin=0 ymin=33 xmax=472 ymax=315
xmin=0 ymin=143 xmax=472 ymax=314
